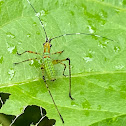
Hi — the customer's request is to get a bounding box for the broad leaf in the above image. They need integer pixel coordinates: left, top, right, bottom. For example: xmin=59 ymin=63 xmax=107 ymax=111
xmin=0 ymin=0 xmax=126 ymax=125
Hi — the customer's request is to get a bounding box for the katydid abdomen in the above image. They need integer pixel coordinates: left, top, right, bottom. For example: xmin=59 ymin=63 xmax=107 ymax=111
xmin=43 ymin=57 xmax=55 ymax=81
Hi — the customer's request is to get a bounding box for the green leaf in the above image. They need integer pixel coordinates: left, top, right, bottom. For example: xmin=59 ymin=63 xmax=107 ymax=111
xmin=0 ymin=0 xmax=126 ymax=125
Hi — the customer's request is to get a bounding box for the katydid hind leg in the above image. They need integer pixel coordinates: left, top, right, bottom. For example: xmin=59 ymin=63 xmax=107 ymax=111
xmin=52 ymin=58 xmax=74 ymax=100
xmin=41 ymin=67 xmax=64 ymax=123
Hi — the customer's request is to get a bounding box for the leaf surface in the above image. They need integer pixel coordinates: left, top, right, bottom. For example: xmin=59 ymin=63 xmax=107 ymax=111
xmin=0 ymin=0 xmax=126 ymax=125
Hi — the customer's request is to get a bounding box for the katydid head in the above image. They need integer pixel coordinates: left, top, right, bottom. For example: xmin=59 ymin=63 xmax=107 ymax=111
xmin=43 ymin=41 xmax=52 ymax=53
